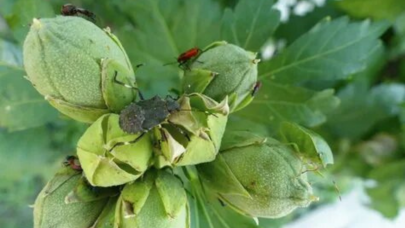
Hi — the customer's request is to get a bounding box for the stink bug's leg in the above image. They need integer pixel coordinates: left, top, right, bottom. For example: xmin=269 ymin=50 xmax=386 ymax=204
xmin=113 ymin=71 xmax=144 ymax=100
xmin=207 ymin=111 xmax=218 ymax=118
xmin=109 ymin=132 xmax=146 ymax=152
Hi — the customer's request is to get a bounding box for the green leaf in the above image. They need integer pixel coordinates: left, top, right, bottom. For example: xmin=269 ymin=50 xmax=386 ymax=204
xmin=259 ymin=17 xmax=389 ymax=84
xmin=335 ymin=0 xmax=405 ymax=21
xmin=189 ymin=196 xmax=261 ymax=228
xmin=325 ymin=82 xmax=405 ymax=138
xmin=115 ymin=0 xmax=222 ymax=96
xmin=0 ymin=39 xmax=58 ymax=131
xmin=366 ymin=181 xmax=400 ymax=218
xmin=280 ymin=122 xmax=333 ymax=167
xmin=225 ymin=115 xmax=271 ymax=136
xmin=390 ymin=13 xmax=405 ymax=58
xmin=0 ymin=127 xmax=60 ymax=183
xmin=5 ymin=0 xmax=54 ymax=44
xmin=368 ymin=160 xmax=405 ymax=181
xmin=0 ymin=127 xmax=58 ymax=228
xmin=396 ymin=184 xmax=405 ymax=207
xmin=0 ymin=0 xmax=14 ymax=16
xmin=275 ymin=1 xmax=341 ymax=45
xmin=235 ymin=81 xmax=340 ymax=132
xmin=221 ymin=0 xmax=280 ymax=51
xmin=366 ymin=160 xmax=405 ymax=218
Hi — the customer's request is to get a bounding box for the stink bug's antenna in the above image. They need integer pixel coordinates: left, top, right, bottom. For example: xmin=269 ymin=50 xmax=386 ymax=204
xmin=113 ymin=71 xmax=144 ymax=100
xmin=109 ymin=132 xmax=146 ymax=152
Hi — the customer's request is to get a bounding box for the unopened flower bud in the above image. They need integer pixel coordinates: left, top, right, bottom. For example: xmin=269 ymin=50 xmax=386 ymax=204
xmin=34 ymin=167 xmax=114 ymax=228
xmin=182 ymin=41 xmax=259 ymax=112
xmin=198 ymin=131 xmax=316 ymax=218
xmin=23 ymin=16 xmax=136 ymax=123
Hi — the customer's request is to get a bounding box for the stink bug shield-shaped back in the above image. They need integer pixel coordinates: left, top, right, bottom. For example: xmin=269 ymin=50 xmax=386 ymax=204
xmin=109 ymin=70 xmax=182 ymax=151
xmin=119 ymin=96 xmax=180 ymax=134
xmin=111 ymin=95 xmax=181 ymax=151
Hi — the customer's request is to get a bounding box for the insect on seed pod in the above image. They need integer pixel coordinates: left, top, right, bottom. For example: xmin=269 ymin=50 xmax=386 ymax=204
xmin=182 ymin=41 xmax=260 ymax=112
xmin=117 ymin=92 xmax=230 ymax=167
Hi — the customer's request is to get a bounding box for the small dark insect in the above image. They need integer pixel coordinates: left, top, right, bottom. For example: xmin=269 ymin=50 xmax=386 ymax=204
xmin=251 ymin=81 xmax=262 ymax=96
xmin=109 ymin=95 xmax=181 ymax=151
xmin=119 ymin=95 xmax=181 ymax=135
xmin=164 ymin=47 xmax=202 ymax=69
xmin=63 ymin=155 xmax=82 ymax=171
xmin=218 ymin=199 xmax=226 ymax=207
xmin=61 ymin=4 xmax=96 ymax=21
xmin=111 ymin=70 xmax=215 ymax=151
xmin=111 ymin=70 xmax=182 ymax=149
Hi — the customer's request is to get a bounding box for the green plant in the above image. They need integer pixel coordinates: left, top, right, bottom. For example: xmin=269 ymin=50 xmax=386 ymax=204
xmin=1 ymin=0 xmax=405 ymax=227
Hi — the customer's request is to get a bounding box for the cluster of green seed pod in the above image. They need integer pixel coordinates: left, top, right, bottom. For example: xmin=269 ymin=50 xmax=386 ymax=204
xmin=24 ymin=15 xmax=326 ymax=228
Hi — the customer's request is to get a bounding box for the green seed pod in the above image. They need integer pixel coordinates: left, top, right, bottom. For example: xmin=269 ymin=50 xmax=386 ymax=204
xmin=153 ymin=93 xmax=228 ymax=167
xmin=34 ymin=167 xmax=112 ymax=228
xmin=92 ymin=197 xmax=119 ymax=228
xmin=23 ymin=16 xmax=136 ymax=123
xmin=77 ymin=114 xmax=153 ymax=187
xmin=115 ymin=170 xmax=190 ymax=228
xmin=182 ymin=41 xmax=259 ymax=112
xmin=197 ymin=131 xmax=317 ymax=218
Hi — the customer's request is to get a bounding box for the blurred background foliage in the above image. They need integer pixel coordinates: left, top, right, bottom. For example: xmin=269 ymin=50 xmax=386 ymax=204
xmin=1 ymin=0 xmax=405 ymax=227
